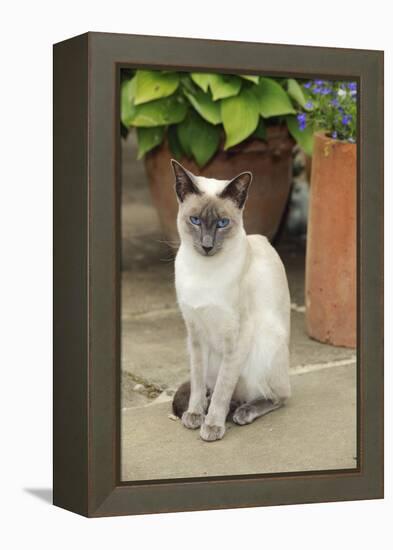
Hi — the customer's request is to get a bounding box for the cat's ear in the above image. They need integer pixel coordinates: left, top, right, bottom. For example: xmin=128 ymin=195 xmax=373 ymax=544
xmin=171 ymin=160 xmax=201 ymax=203
xmin=220 ymin=172 xmax=252 ymax=209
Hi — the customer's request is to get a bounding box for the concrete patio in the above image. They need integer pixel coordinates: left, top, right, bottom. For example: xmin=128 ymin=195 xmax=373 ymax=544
xmin=120 ymin=133 xmax=357 ymax=482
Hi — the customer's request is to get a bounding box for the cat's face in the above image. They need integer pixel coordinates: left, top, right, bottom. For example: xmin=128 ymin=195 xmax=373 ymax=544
xmin=171 ymin=160 xmax=252 ymax=257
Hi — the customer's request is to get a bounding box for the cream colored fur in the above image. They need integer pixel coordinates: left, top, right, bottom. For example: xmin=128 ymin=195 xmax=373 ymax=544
xmin=174 ymin=172 xmax=291 ymax=442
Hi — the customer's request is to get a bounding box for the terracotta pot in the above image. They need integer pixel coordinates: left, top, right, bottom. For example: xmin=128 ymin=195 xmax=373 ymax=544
xmin=144 ymin=126 xmax=294 ymax=243
xmin=305 ymin=132 xmax=356 ymax=348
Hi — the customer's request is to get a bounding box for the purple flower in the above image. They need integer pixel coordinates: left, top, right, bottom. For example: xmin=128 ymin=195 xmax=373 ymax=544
xmin=305 ymin=101 xmax=313 ymax=109
xmin=303 ymin=81 xmax=312 ymax=89
xmin=331 ymin=98 xmax=339 ymax=107
xmin=341 ymin=114 xmax=352 ymax=125
xmin=320 ymin=87 xmax=332 ymax=95
xmin=314 ymin=79 xmax=324 ymax=86
xmin=313 ymin=87 xmax=322 ymax=94
xmin=348 ymin=82 xmax=357 ymax=91
xmin=331 ymin=131 xmax=338 ymax=139
xmin=297 ymin=113 xmax=307 ymax=131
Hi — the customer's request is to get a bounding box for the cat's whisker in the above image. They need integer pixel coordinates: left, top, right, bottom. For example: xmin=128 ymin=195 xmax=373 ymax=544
xmin=159 ymin=255 xmax=176 ymax=263
xmin=156 ymin=238 xmax=180 ymax=244
xmin=156 ymin=238 xmax=180 ymax=250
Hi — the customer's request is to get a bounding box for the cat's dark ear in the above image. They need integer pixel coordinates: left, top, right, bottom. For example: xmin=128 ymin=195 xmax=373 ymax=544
xmin=220 ymin=172 xmax=252 ymax=209
xmin=171 ymin=159 xmax=201 ymax=202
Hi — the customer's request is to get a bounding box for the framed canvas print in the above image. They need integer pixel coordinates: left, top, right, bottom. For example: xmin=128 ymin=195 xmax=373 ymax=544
xmin=53 ymin=32 xmax=384 ymax=517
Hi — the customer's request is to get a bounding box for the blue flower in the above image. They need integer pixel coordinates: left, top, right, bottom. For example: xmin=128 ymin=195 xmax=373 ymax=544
xmin=314 ymin=79 xmax=324 ymax=86
xmin=313 ymin=87 xmax=322 ymax=94
xmin=331 ymin=131 xmax=338 ymax=139
xmin=297 ymin=113 xmax=307 ymax=131
xmin=341 ymin=114 xmax=352 ymax=126
xmin=348 ymin=82 xmax=357 ymax=91
xmin=303 ymin=81 xmax=312 ymax=89
xmin=320 ymin=87 xmax=332 ymax=95
xmin=331 ymin=98 xmax=339 ymax=107
xmin=305 ymin=101 xmax=313 ymax=109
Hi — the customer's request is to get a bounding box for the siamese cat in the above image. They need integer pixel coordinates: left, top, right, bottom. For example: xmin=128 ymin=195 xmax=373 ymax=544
xmin=171 ymin=160 xmax=291 ymax=442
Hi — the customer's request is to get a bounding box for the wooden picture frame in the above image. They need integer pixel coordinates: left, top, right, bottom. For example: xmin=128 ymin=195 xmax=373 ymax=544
xmin=53 ymin=32 xmax=384 ymax=517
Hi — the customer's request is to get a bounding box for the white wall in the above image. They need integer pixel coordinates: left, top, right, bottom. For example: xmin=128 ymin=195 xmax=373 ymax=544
xmin=0 ymin=1 xmax=391 ymax=548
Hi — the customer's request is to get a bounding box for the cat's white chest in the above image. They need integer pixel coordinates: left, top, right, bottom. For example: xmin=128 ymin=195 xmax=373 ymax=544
xmin=175 ymin=248 xmax=241 ymax=348
xmin=176 ymin=270 xmax=236 ymax=310
xmin=175 ymin=250 xmax=241 ymax=312
xmin=176 ymin=272 xmax=237 ymax=325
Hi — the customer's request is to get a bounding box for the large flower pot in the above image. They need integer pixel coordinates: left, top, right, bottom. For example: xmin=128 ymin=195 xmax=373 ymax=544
xmin=305 ymin=132 xmax=356 ymax=348
xmin=144 ymin=126 xmax=294 ymax=243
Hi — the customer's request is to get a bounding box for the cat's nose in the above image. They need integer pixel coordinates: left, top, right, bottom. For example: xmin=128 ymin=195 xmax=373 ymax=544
xmin=202 ymin=245 xmax=213 ymax=254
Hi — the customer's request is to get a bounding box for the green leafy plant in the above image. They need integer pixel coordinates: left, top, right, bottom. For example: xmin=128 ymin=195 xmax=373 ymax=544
xmin=121 ymin=70 xmax=314 ymax=166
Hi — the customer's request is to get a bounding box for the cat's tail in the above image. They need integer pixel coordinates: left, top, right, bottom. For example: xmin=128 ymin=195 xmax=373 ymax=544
xmin=172 ymin=381 xmax=190 ymax=418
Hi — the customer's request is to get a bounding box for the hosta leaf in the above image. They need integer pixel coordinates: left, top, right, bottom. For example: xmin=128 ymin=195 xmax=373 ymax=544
xmin=253 ymin=118 xmax=267 ymax=140
xmin=177 ymin=112 xmax=220 ymax=167
xmin=190 ymin=73 xmax=211 ymax=92
xmin=208 ymin=74 xmax=242 ymax=100
xmin=287 ymin=79 xmax=309 ymax=109
xmin=221 ymin=88 xmax=259 ymax=149
xmin=286 ymin=115 xmax=314 ymax=156
xmin=136 ymin=127 xmax=165 ymax=159
xmin=191 ymin=73 xmax=243 ymax=100
xmin=134 ymin=70 xmax=180 ymax=105
xmin=241 ymin=75 xmax=259 ymax=84
xmin=120 ymin=78 xmax=137 ymax=127
xmin=255 ymin=77 xmax=296 ymax=118
xmin=176 ymin=114 xmax=194 ymax=157
xmin=130 ymin=95 xmax=188 ymax=127
xmin=183 ymin=90 xmax=222 ymax=125
xmin=192 ymin=122 xmax=220 ymax=167
xmin=168 ymin=125 xmax=184 ymax=160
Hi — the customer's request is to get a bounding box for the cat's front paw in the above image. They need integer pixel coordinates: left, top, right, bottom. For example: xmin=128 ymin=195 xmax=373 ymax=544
xmin=200 ymin=421 xmax=225 ymax=442
xmin=182 ymin=411 xmax=204 ymax=429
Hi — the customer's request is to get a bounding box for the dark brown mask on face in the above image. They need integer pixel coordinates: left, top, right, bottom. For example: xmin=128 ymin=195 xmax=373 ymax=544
xmin=171 ymin=160 xmax=252 ymax=256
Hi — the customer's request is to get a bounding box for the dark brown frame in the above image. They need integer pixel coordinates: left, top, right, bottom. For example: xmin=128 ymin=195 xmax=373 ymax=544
xmin=53 ymin=32 xmax=384 ymax=517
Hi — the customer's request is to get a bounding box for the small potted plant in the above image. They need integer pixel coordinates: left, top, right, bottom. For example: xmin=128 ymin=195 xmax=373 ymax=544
xmin=295 ymin=80 xmax=357 ymax=348
xmin=121 ymin=70 xmax=313 ymax=242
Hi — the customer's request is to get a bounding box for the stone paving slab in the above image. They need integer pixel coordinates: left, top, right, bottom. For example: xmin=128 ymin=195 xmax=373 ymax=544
xmin=121 ymin=311 xmax=187 ymax=391
xmin=121 ymin=363 xmax=357 ymax=481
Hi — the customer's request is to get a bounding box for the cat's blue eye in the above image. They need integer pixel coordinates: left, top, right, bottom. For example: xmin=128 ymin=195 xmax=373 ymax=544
xmin=216 ymin=218 xmax=230 ymax=228
xmin=190 ymin=216 xmax=201 ymax=225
